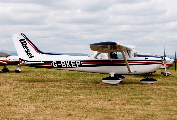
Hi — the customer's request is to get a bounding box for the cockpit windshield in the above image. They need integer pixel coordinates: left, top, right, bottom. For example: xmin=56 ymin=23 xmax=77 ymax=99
xmin=0 ymin=51 xmax=10 ymax=57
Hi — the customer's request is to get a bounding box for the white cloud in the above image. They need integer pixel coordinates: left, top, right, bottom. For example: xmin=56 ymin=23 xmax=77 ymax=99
xmin=0 ymin=0 xmax=177 ymax=55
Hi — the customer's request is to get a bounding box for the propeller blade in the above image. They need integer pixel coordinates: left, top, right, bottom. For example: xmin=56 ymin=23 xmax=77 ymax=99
xmin=175 ymin=51 xmax=176 ymax=71
xmin=164 ymin=46 xmax=166 ymax=61
xmin=163 ymin=46 xmax=168 ymax=77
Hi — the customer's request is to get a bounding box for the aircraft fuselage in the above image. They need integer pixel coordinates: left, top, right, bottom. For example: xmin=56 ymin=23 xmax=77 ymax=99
xmin=21 ymin=54 xmax=162 ymax=75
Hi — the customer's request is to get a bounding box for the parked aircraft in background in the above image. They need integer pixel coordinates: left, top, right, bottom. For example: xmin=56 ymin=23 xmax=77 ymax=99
xmin=160 ymin=57 xmax=174 ymax=69
xmin=160 ymin=48 xmax=176 ymax=76
xmin=12 ymin=33 xmax=162 ymax=84
xmin=135 ymin=52 xmax=176 ymax=76
xmin=174 ymin=51 xmax=176 ymax=71
xmin=161 ymin=56 xmax=172 ymax=76
xmin=135 ymin=53 xmax=174 ymax=68
xmin=0 ymin=51 xmax=21 ymax=72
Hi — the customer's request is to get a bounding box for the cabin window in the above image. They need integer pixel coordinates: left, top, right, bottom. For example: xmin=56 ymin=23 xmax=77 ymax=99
xmin=110 ymin=52 xmax=118 ymax=59
xmin=127 ymin=50 xmax=131 ymax=57
xmin=95 ymin=53 xmax=108 ymax=59
xmin=110 ymin=52 xmax=123 ymax=59
xmin=89 ymin=52 xmax=108 ymax=59
xmin=131 ymin=51 xmax=137 ymax=57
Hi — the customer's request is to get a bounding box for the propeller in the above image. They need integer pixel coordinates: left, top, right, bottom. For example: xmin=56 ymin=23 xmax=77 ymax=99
xmin=163 ymin=47 xmax=167 ymax=77
xmin=175 ymin=51 xmax=176 ymax=71
xmin=161 ymin=46 xmax=171 ymax=77
xmin=161 ymin=49 xmax=175 ymax=76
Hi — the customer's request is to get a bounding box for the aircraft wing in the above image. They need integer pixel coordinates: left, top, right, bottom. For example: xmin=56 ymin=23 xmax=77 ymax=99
xmin=90 ymin=41 xmax=133 ymax=53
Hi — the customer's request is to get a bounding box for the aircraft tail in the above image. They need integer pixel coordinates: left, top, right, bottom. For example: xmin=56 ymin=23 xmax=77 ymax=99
xmin=12 ymin=33 xmax=43 ymax=62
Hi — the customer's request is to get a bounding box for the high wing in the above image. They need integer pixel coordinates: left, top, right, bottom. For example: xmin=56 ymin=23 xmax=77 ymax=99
xmin=90 ymin=41 xmax=133 ymax=73
xmin=90 ymin=41 xmax=133 ymax=53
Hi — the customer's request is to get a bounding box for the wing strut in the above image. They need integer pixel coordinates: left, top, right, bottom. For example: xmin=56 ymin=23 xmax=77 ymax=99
xmin=121 ymin=48 xmax=132 ymax=73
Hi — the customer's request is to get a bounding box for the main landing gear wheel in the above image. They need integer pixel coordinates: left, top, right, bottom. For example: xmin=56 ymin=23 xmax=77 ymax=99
xmin=102 ymin=75 xmax=125 ymax=85
xmin=140 ymin=78 xmax=157 ymax=84
xmin=140 ymin=73 xmax=157 ymax=84
xmin=102 ymin=76 xmax=121 ymax=85
xmin=15 ymin=68 xmax=21 ymax=73
xmin=2 ymin=67 xmax=9 ymax=72
xmin=140 ymin=74 xmax=157 ymax=84
xmin=114 ymin=75 xmax=125 ymax=82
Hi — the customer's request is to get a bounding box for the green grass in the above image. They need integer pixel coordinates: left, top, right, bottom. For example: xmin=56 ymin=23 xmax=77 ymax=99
xmin=0 ymin=65 xmax=177 ymax=119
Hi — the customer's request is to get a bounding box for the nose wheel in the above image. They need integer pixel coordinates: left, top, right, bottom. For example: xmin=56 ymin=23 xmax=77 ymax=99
xmin=15 ymin=68 xmax=21 ymax=73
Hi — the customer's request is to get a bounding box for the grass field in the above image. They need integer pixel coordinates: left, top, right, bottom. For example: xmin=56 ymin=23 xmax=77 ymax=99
xmin=0 ymin=65 xmax=177 ymax=120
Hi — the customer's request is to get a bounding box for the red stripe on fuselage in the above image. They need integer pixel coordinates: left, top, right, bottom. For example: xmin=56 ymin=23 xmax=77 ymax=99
xmin=0 ymin=60 xmax=19 ymax=65
xmin=31 ymin=63 xmax=52 ymax=65
xmin=43 ymin=63 xmax=52 ymax=65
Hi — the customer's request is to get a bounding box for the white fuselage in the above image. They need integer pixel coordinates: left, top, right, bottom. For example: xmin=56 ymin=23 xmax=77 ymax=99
xmin=0 ymin=56 xmax=19 ymax=66
xmin=23 ymin=53 xmax=162 ymax=75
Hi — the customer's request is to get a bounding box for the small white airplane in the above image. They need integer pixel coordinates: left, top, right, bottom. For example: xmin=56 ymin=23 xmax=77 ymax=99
xmin=12 ymin=33 xmax=162 ymax=84
xmin=0 ymin=51 xmax=21 ymax=72
xmin=175 ymin=51 xmax=177 ymax=71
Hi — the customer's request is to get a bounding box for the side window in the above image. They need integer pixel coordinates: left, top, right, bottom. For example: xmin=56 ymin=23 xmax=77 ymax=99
xmin=110 ymin=52 xmax=118 ymax=59
xmin=89 ymin=51 xmax=108 ymax=59
xmin=117 ymin=52 xmax=123 ymax=58
xmin=110 ymin=52 xmax=123 ymax=59
xmin=96 ymin=53 xmax=108 ymax=59
xmin=127 ymin=50 xmax=131 ymax=57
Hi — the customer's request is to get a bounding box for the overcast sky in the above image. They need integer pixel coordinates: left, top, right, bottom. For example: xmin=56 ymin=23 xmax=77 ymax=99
xmin=0 ymin=0 xmax=177 ymax=56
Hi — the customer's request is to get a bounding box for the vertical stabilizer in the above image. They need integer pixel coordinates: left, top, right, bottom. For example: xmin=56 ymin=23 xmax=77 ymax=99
xmin=12 ymin=33 xmax=42 ymax=61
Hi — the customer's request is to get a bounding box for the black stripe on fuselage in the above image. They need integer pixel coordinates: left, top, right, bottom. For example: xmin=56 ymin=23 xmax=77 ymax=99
xmin=24 ymin=59 xmax=162 ymax=68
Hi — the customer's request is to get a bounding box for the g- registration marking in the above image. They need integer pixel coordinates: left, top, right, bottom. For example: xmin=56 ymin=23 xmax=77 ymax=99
xmin=52 ymin=61 xmax=81 ymax=68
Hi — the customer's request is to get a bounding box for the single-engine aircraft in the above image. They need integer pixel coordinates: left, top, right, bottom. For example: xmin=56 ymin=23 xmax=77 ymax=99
xmin=12 ymin=33 xmax=162 ymax=84
xmin=0 ymin=51 xmax=21 ymax=72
